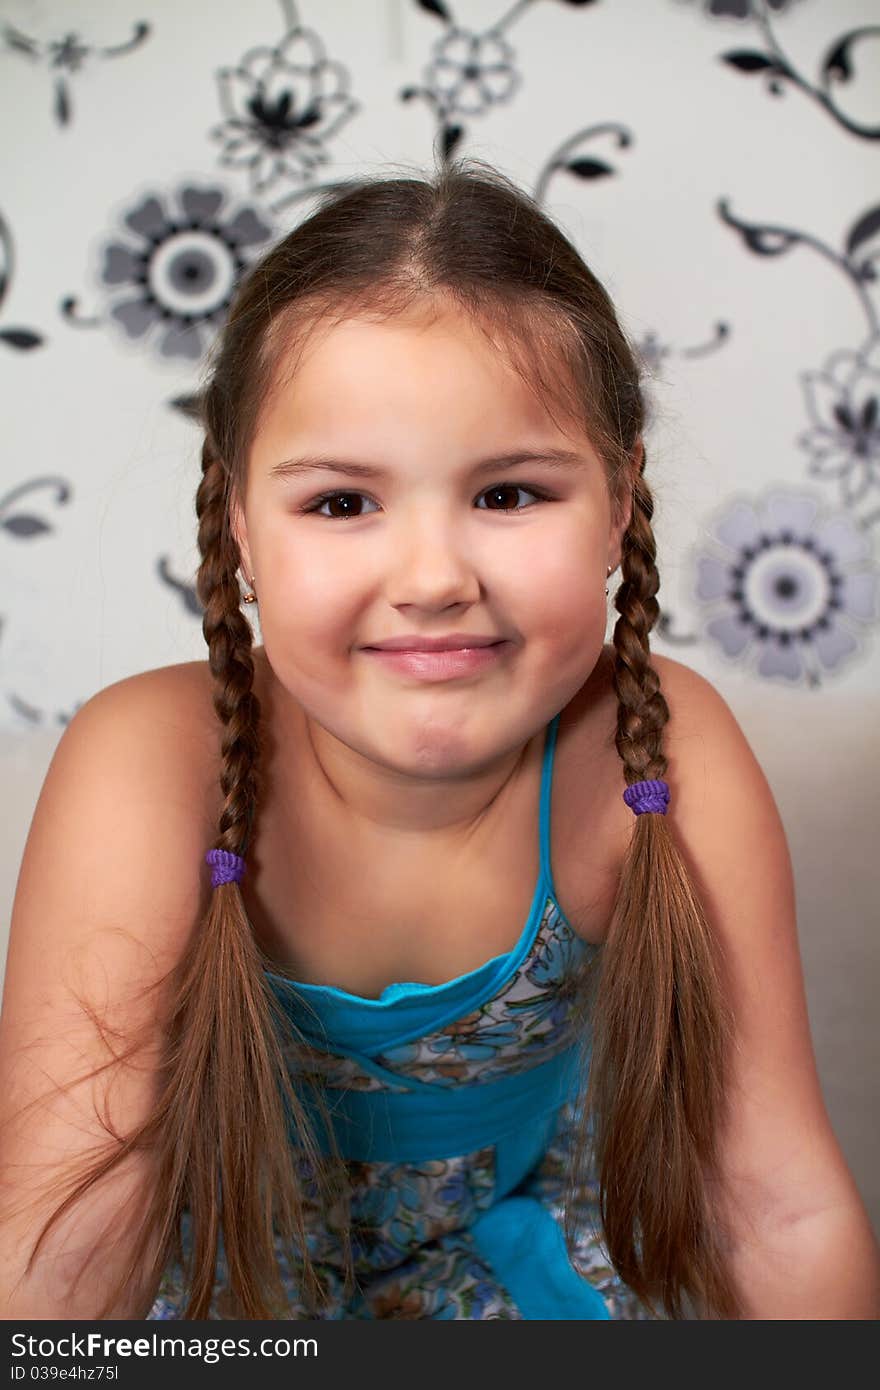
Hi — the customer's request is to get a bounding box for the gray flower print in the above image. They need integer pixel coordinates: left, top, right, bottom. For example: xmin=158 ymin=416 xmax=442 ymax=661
xmin=799 ymin=341 xmax=880 ymax=506
xmin=99 ymin=184 xmax=272 ymax=361
xmin=694 ymin=489 xmax=878 ymax=684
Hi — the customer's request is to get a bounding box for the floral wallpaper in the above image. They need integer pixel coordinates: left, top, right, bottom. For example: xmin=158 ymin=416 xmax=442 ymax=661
xmin=1 ymin=0 xmax=878 ymax=726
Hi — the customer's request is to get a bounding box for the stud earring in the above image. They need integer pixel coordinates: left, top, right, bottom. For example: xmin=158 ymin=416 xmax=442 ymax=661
xmin=606 ymin=563 xmax=614 ymax=598
xmin=242 ymin=575 xmax=257 ymax=605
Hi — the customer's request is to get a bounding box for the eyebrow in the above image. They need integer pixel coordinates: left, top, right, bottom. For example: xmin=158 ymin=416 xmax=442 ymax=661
xmin=268 ymin=448 xmax=586 ymax=481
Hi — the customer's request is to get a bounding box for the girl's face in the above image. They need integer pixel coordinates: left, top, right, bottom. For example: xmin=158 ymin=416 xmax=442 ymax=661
xmin=233 ymin=305 xmax=632 ymax=775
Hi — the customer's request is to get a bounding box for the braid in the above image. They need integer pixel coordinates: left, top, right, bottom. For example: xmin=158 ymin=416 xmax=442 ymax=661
xmin=563 ymin=441 xmax=741 ymax=1319
xmin=611 ymin=453 xmax=669 ymax=785
xmin=152 ymin=428 xmax=351 ymax=1318
xmin=18 ymin=427 xmax=344 ymax=1321
xmin=195 ymin=436 xmax=260 ymax=855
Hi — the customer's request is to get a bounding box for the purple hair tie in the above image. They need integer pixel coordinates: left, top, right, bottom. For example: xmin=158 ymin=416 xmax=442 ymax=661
xmin=205 ymin=848 xmax=246 ymax=887
xmin=623 ymin=779 xmax=670 ymax=816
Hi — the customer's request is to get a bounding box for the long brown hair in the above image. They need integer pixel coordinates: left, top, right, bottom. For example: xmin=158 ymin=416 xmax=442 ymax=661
xmin=20 ymin=158 xmax=740 ymax=1319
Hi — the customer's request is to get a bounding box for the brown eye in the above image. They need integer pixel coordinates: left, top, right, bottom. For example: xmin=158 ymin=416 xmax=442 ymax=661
xmin=478 ymin=484 xmax=545 ymax=512
xmin=305 ymin=491 xmax=378 ymax=519
xmin=324 ymin=493 xmax=364 ymax=519
xmin=483 ymin=484 xmax=519 ymax=510
xmin=304 ymin=483 xmax=549 ymax=520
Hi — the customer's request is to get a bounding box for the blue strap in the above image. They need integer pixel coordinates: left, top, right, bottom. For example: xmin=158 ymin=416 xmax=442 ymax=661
xmin=539 ymin=710 xmax=561 ymax=900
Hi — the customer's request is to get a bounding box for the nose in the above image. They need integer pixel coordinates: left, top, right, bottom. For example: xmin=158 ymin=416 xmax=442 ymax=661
xmin=385 ymin=508 xmax=481 ymax=611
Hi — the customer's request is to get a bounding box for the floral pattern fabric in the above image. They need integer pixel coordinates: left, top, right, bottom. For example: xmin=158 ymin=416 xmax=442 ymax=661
xmin=373 ymin=895 xmax=588 ymax=1086
xmin=147 ymin=899 xmax=659 ymax=1320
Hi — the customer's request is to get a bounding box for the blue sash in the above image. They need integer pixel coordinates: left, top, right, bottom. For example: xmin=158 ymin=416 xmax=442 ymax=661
xmin=298 ymin=1041 xmax=584 ymax=1164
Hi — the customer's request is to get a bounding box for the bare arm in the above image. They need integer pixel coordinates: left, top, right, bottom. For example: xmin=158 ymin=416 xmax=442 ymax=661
xmin=655 ymin=655 xmax=880 ymax=1319
xmin=0 ymin=667 xmax=217 ymax=1318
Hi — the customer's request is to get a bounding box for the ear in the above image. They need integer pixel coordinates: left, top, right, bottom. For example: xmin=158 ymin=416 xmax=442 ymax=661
xmin=608 ymin=437 xmax=640 ymax=571
xmin=228 ymin=489 xmax=253 ymax=582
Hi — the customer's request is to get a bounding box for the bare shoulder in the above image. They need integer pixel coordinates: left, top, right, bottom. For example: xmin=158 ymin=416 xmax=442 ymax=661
xmin=69 ymin=658 xmax=223 ymax=849
xmin=649 ymin=652 xmax=782 ymax=834
xmin=94 ymin=658 xmax=218 ymax=753
xmin=561 ymin=646 xmax=794 ymax=956
xmin=553 ymin=648 xmax=773 ymax=939
xmin=651 ymin=649 xmax=743 ymax=733
xmin=645 ymin=652 xmax=791 ymax=910
xmin=3 ymin=658 xmax=223 ymax=1015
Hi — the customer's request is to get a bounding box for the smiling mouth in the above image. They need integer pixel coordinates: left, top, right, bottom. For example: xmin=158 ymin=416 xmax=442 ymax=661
xmin=363 ymin=636 xmax=506 ymax=652
xmin=362 ymin=642 xmax=511 ymax=680
xmin=366 ymin=642 xmax=503 ymax=653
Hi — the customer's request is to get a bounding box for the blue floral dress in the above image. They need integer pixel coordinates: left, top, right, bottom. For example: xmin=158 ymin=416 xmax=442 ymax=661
xmin=147 ymin=713 xmax=659 ymax=1320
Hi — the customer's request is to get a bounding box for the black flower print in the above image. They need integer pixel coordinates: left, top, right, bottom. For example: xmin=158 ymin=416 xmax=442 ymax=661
xmin=45 ymin=33 xmax=90 ymax=71
xmin=98 ymin=184 xmax=273 ymax=362
xmin=694 ymin=489 xmax=878 ymax=684
xmin=402 ymin=9 xmax=526 ymax=160
xmin=422 ymin=26 xmax=520 ymax=119
xmin=405 ymin=1 xmax=602 ymax=163
xmin=3 ymin=21 xmax=150 ymax=125
xmin=799 ymin=341 xmax=880 ymax=507
xmin=212 ymin=22 xmax=358 ymax=196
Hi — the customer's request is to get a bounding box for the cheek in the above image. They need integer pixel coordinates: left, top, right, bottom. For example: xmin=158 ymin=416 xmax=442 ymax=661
xmin=256 ymin=547 xmax=371 ymax=694
xmin=509 ymin=528 xmax=609 ymax=682
xmin=258 ymin=532 xmax=351 ymax=629
xmin=511 ymin=529 xmax=603 ymax=624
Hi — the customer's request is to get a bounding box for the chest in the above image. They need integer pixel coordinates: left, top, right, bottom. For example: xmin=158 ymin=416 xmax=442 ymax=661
xmin=242 ymin=710 xmax=629 ymax=1000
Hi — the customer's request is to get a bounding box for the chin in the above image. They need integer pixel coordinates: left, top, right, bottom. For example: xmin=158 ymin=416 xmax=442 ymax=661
xmin=407 ymin=727 xmax=479 ymax=774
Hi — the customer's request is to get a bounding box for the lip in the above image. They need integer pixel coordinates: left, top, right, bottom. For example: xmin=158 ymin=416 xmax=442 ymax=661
xmin=364 ymin=634 xmax=503 ymax=651
xmin=362 ymin=642 xmax=511 ymax=681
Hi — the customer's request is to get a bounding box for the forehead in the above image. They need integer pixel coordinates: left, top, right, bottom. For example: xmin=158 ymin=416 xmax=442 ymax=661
xmin=255 ymin=304 xmax=586 ymax=449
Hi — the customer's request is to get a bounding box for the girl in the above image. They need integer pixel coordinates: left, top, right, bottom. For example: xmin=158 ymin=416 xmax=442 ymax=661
xmin=1 ymin=160 xmax=877 ymax=1322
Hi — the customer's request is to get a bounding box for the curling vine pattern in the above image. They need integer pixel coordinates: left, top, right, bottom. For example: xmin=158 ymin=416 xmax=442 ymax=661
xmin=717 ymin=9 xmax=880 ymax=142
xmin=719 ymin=199 xmax=880 ymax=522
xmin=0 ymin=212 xmax=43 ymax=353
xmin=693 ymin=194 xmax=880 ymax=684
xmin=1 ymin=478 xmax=78 ymax=725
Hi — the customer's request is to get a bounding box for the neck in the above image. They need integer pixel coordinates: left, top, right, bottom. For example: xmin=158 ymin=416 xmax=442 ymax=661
xmin=255 ymin=652 xmax=540 ymax=841
xmin=302 ymin=711 xmax=533 ymax=838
